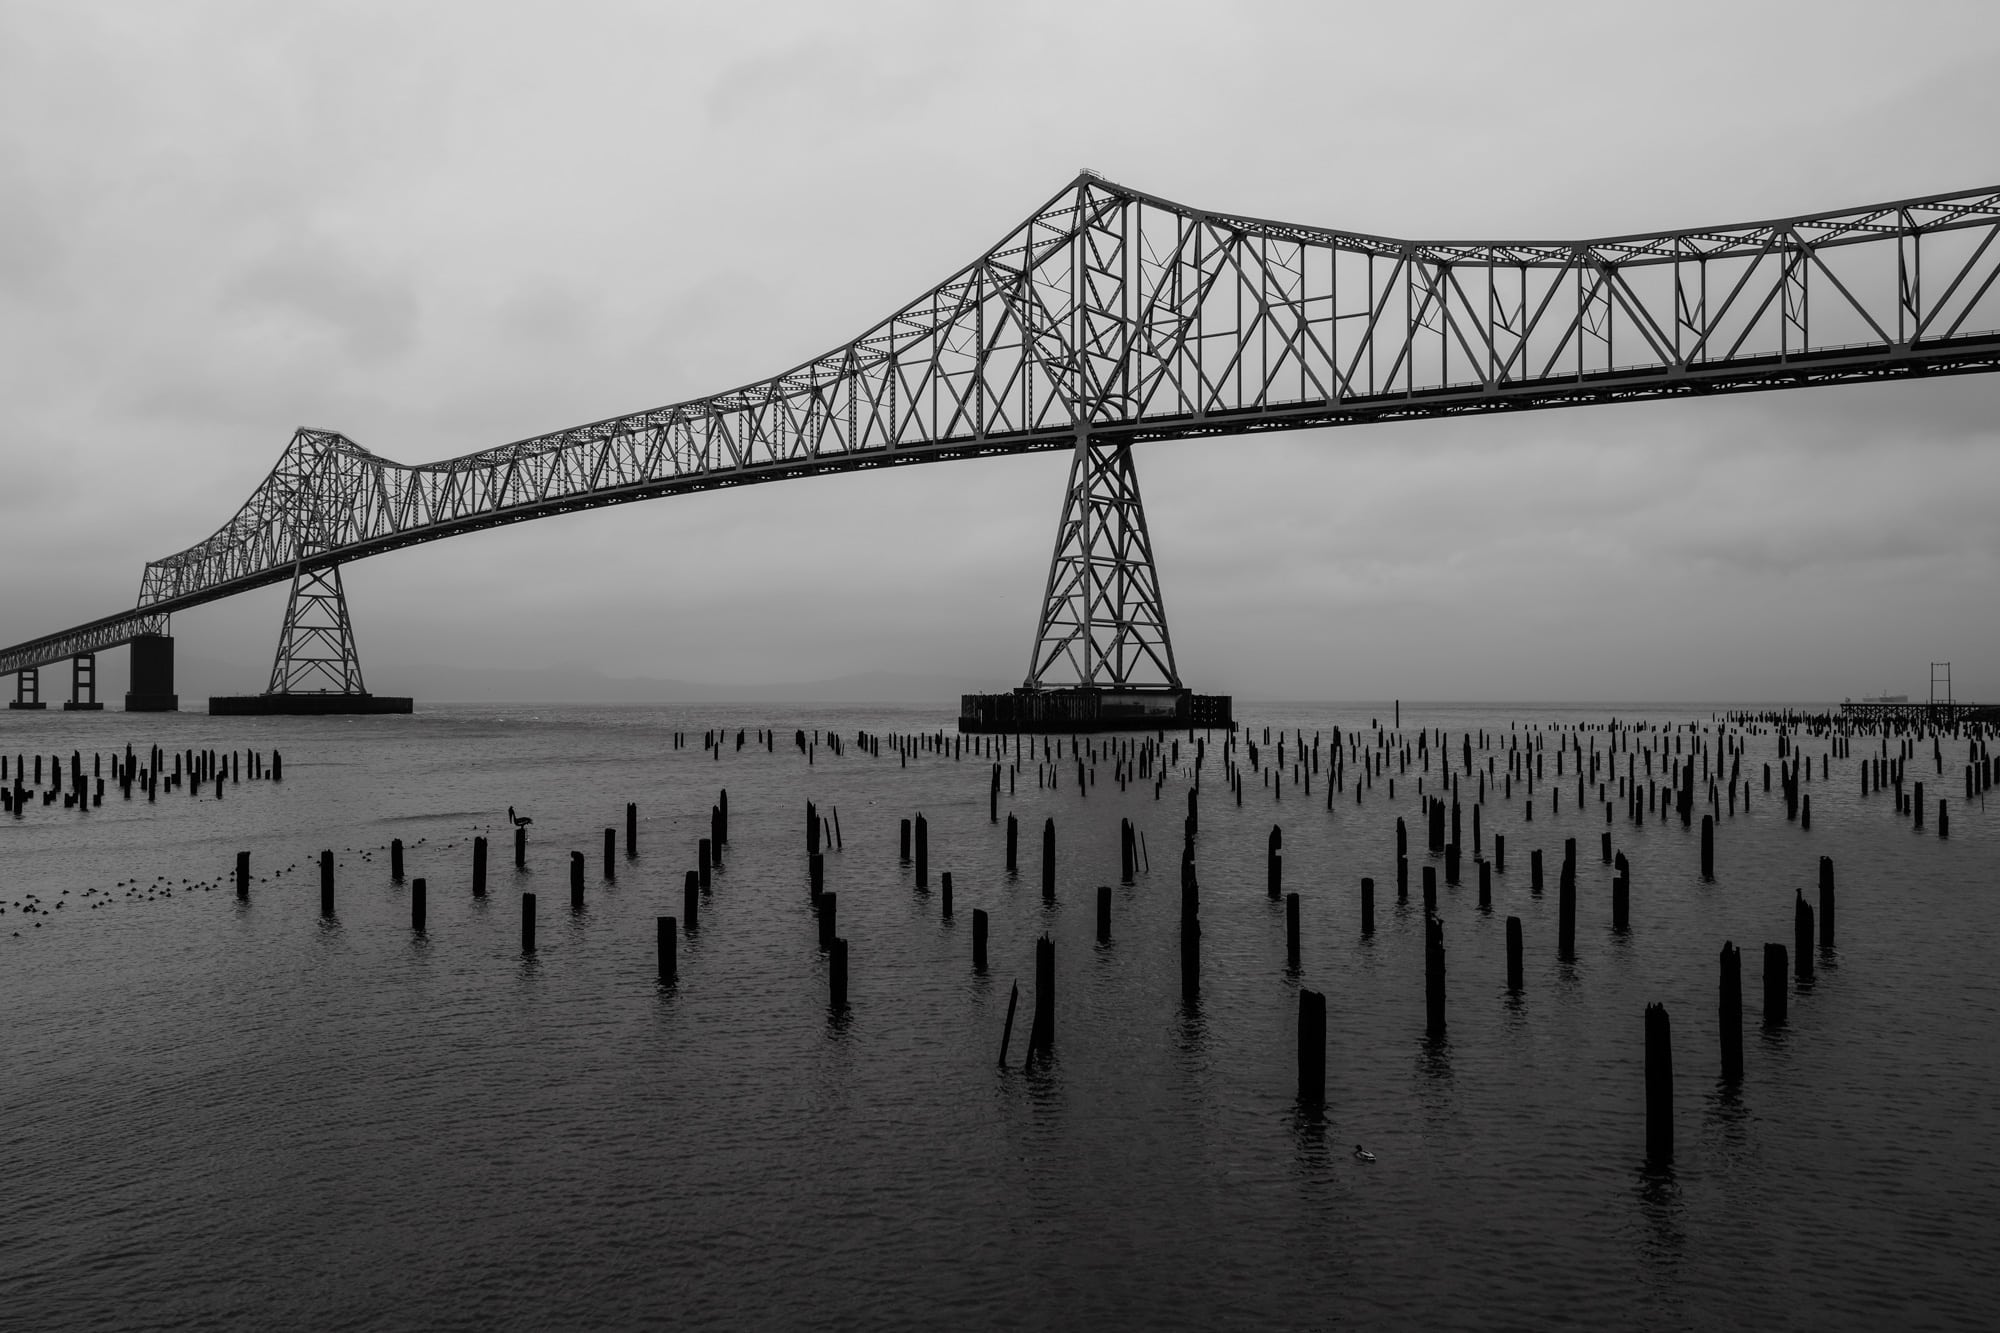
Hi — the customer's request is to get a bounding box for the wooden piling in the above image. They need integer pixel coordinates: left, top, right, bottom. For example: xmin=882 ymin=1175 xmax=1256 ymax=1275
xmin=570 ymin=851 xmax=585 ymax=910
xmin=683 ymin=871 xmax=699 ymax=933
xmin=1041 ymin=818 xmax=1056 ymax=901
xmin=1267 ymin=824 xmax=1282 ymax=899
xmin=1494 ymin=833 xmax=1505 ymax=874
xmin=473 ymin=836 xmax=487 ymax=897
xmin=1422 ymin=864 xmax=1437 ymax=916
xmin=900 ymin=817 xmax=912 ymax=863
xmin=1763 ymin=942 xmax=1787 ymax=1025
xmin=626 ymin=802 xmax=637 ymax=856
xmin=998 ymin=980 xmax=1018 ymax=1065
xmin=413 ymin=878 xmax=427 ymax=932
xmin=830 ymin=937 xmax=849 ymax=1009
xmin=515 ymin=824 xmax=526 ymax=869
xmin=1285 ymin=891 xmax=1300 ymax=968
xmin=1425 ymin=915 xmax=1446 ymax=1037
xmin=698 ymin=838 xmax=712 ymax=891
xmin=1612 ymin=851 xmax=1630 ymax=932
xmin=319 ymin=849 xmax=334 ymax=917
xmin=1361 ymin=876 xmax=1375 ymax=934
xmin=1006 ymin=813 xmax=1018 ymax=874
xmin=235 ymin=850 xmax=249 ymax=900
xmin=1645 ymin=1003 xmax=1673 ymax=1164
xmin=1298 ymin=987 xmax=1326 ymax=1107
xmin=658 ymin=916 xmax=676 ymax=982
xmin=391 ymin=838 xmax=404 ymax=883
xmin=973 ymin=908 xmax=988 ymax=971
xmin=1531 ymin=848 xmax=1544 ymax=895
xmin=1026 ymin=933 xmax=1056 ymax=1059
xmin=1701 ymin=815 xmax=1714 ymax=880
xmin=915 ymin=813 xmax=928 ymax=888
xmin=1097 ymin=884 xmax=1112 ymax=944
xmin=1506 ymin=915 xmax=1523 ymax=991
xmin=521 ymin=892 xmax=536 ymax=954
xmin=1558 ymin=856 xmax=1576 ymax=960
xmin=1478 ymin=857 xmax=1491 ymax=910
xmin=818 ymin=891 xmax=836 ymax=949
xmin=1818 ymin=857 xmax=1835 ymax=948
xmin=1794 ymin=892 xmax=1814 ymax=983
xmin=1719 ymin=942 xmax=1742 ymax=1080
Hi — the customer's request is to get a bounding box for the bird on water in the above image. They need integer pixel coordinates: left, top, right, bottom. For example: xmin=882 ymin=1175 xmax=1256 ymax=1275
xmin=508 ymin=807 xmax=533 ymax=827
xmin=1353 ymin=1145 xmax=1375 ymax=1163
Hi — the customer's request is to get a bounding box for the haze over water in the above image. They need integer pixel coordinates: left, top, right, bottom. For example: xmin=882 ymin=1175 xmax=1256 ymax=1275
xmin=2 ymin=700 xmax=1994 ymax=1330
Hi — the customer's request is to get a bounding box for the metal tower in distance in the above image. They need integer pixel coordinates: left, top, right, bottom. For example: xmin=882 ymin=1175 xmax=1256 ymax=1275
xmin=961 ymin=435 xmax=1230 ymax=733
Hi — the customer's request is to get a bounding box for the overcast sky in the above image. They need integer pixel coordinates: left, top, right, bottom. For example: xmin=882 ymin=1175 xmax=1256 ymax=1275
xmin=4 ymin=0 xmax=2000 ymax=702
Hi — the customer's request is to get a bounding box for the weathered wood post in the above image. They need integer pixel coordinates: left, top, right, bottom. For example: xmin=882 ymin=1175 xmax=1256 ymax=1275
xmin=1120 ymin=818 xmax=1135 ymax=884
xmin=1006 ymin=813 xmax=1019 ymax=874
xmin=683 ymin=871 xmax=699 ymax=933
xmin=1645 ymin=1003 xmax=1673 ymax=1164
xmin=1029 ymin=935 xmax=1055 ymax=1058
xmin=830 ymin=937 xmax=849 ymax=1010
xmin=1794 ymin=892 xmax=1815 ymax=983
xmin=658 ymin=916 xmax=676 ymax=982
xmin=1558 ymin=851 xmax=1577 ymax=961
xmin=1506 ymin=915 xmax=1523 ymax=992
xmin=808 ymin=852 xmax=824 ymax=900
xmin=1531 ymin=848 xmax=1544 ymax=895
xmin=521 ymin=892 xmax=536 ymax=954
xmin=235 ymin=850 xmax=250 ymax=900
xmin=1422 ymin=864 xmax=1437 ymax=917
xmin=1818 ymin=857 xmax=1835 ymax=948
xmin=1478 ymin=857 xmax=1491 ymax=910
xmin=1267 ymin=824 xmax=1282 ymax=899
xmin=1361 ymin=876 xmax=1375 ymax=935
xmin=915 ymin=813 xmax=929 ymax=889
xmin=1612 ymin=851 xmax=1630 ymax=932
xmin=320 ymin=849 xmax=334 ymax=917
xmin=1298 ymin=988 xmax=1326 ymax=1108
xmin=515 ymin=824 xmax=526 ymax=869
xmin=473 ymin=836 xmax=487 ymax=898
xmin=998 ymin=980 xmax=1018 ymax=1066
xmin=972 ymin=908 xmax=989 ymax=971
xmin=570 ymin=851 xmax=585 ymax=910
xmin=1939 ymin=799 xmax=1949 ymax=838
xmin=391 ymin=838 xmax=404 ymax=883
xmin=698 ymin=838 xmax=712 ymax=891
xmin=1719 ymin=942 xmax=1742 ymax=1081
xmin=1286 ymin=891 xmax=1301 ymax=969
xmin=900 ymin=818 xmax=912 ymax=863
xmin=412 ymin=878 xmax=427 ymax=933
xmin=1041 ymin=818 xmax=1056 ymax=902
xmin=941 ymin=871 xmax=953 ymax=919
xmin=1425 ymin=915 xmax=1447 ymax=1037
xmin=818 ymin=890 xmax=837 ymax=949
xmin=1763 ymin=942 xmax=1788 ymax=1026
xmin=626 ymin=802 xmax=637 ymax=857
xmin=1097 ymin=885 xmax=1112 ymax=944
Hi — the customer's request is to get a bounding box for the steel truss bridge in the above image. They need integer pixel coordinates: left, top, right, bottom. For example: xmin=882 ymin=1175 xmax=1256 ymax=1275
xmin=6 ymin=171 xmax=2000 ymax=707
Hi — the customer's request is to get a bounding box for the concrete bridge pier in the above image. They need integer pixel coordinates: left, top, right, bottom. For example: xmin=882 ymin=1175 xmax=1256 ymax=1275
xmin=62 ymin=653 xmax=103 ymax=710
xmin=125 ymin=633 xmax=179 ymax=712
xmin=10 ymin=667 xmax=45 ymax=710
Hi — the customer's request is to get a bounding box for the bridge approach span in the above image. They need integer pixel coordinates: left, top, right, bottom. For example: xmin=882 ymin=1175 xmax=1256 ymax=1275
xmin=7 ymin=171 xmax=2000 ymax=678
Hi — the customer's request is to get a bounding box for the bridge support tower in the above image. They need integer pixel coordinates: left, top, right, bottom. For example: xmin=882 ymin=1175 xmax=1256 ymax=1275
xmin=125 ymin=633 xmax=179 ymax=711
xmin=62 ymin=653 xmax=103 ymax=710
xmin=960 ymin=434 xmax=1231 ymax=733
xmin=10 ymin=667 xmax=45 ymax=710
xmin=210 ymin=560 xmax=411 ymax=715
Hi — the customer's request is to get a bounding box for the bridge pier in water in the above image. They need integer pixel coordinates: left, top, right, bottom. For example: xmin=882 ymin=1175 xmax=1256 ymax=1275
xmin=125 ymin=633 xmax=179 ymax=711
xmin=61 ymin=653 xmax=103 ymax=711
xmin=960 ymin=432 xmax=1231 ymax=734
xmin=210 ymin=560 xmax=410 ymax=716
xmin=10 ymin=666 xmax=45 ymax=710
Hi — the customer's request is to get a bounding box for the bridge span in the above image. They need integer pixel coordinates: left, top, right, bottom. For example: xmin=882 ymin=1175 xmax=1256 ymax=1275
xmin=5 ymin=172 xmax=2000 ymax=715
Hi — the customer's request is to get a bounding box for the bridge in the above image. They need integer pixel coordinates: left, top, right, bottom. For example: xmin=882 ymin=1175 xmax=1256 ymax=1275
xmin=5 ymin=172 xmax=2000 ymax=718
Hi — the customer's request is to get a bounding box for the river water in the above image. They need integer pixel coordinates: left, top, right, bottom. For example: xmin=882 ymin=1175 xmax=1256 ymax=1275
xmin=1 ymin=701 xmax=1994 ymax=1331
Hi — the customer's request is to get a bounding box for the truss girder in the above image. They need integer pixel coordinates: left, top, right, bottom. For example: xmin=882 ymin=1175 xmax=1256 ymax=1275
xmin=5 ymin=172 xmax=2000 ymax=676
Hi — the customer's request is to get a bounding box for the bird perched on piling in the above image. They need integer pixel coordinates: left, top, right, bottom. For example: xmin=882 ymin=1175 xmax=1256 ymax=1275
xmin=507 ymin=807 xmax=533 ymax=827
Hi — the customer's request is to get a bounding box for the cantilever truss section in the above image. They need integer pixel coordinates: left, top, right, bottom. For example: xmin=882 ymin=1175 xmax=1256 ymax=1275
xmin=1027 ymin=436 xmax=1180 ymax=690
xmin=268 ymin=562 xmax=367 ymax=695
xmin=8 ymin=170 xmax=2000 ymax=676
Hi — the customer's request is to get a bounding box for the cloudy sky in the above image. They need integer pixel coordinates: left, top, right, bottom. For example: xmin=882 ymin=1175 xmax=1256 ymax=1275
xmin=4 ymin=0 xmax=1999 ymax=702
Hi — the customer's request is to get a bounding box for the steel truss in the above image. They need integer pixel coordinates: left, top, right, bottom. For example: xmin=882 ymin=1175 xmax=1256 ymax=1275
xmin=268 ymin=561 xmax=367 ymax=695
xmin=1027 ymin=434 xmax=1179 ymax=690
xmin=7 ymin=171 xmax=2000 ymax=675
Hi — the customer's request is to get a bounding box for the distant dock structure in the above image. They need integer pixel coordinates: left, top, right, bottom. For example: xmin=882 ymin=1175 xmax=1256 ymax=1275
xmin=1838 ymin=664 xmax=1993 ymax=726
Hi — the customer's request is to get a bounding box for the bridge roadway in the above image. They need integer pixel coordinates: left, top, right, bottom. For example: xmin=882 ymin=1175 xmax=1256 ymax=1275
xmin=7 ymin=172 xmax=2000 ymax=678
